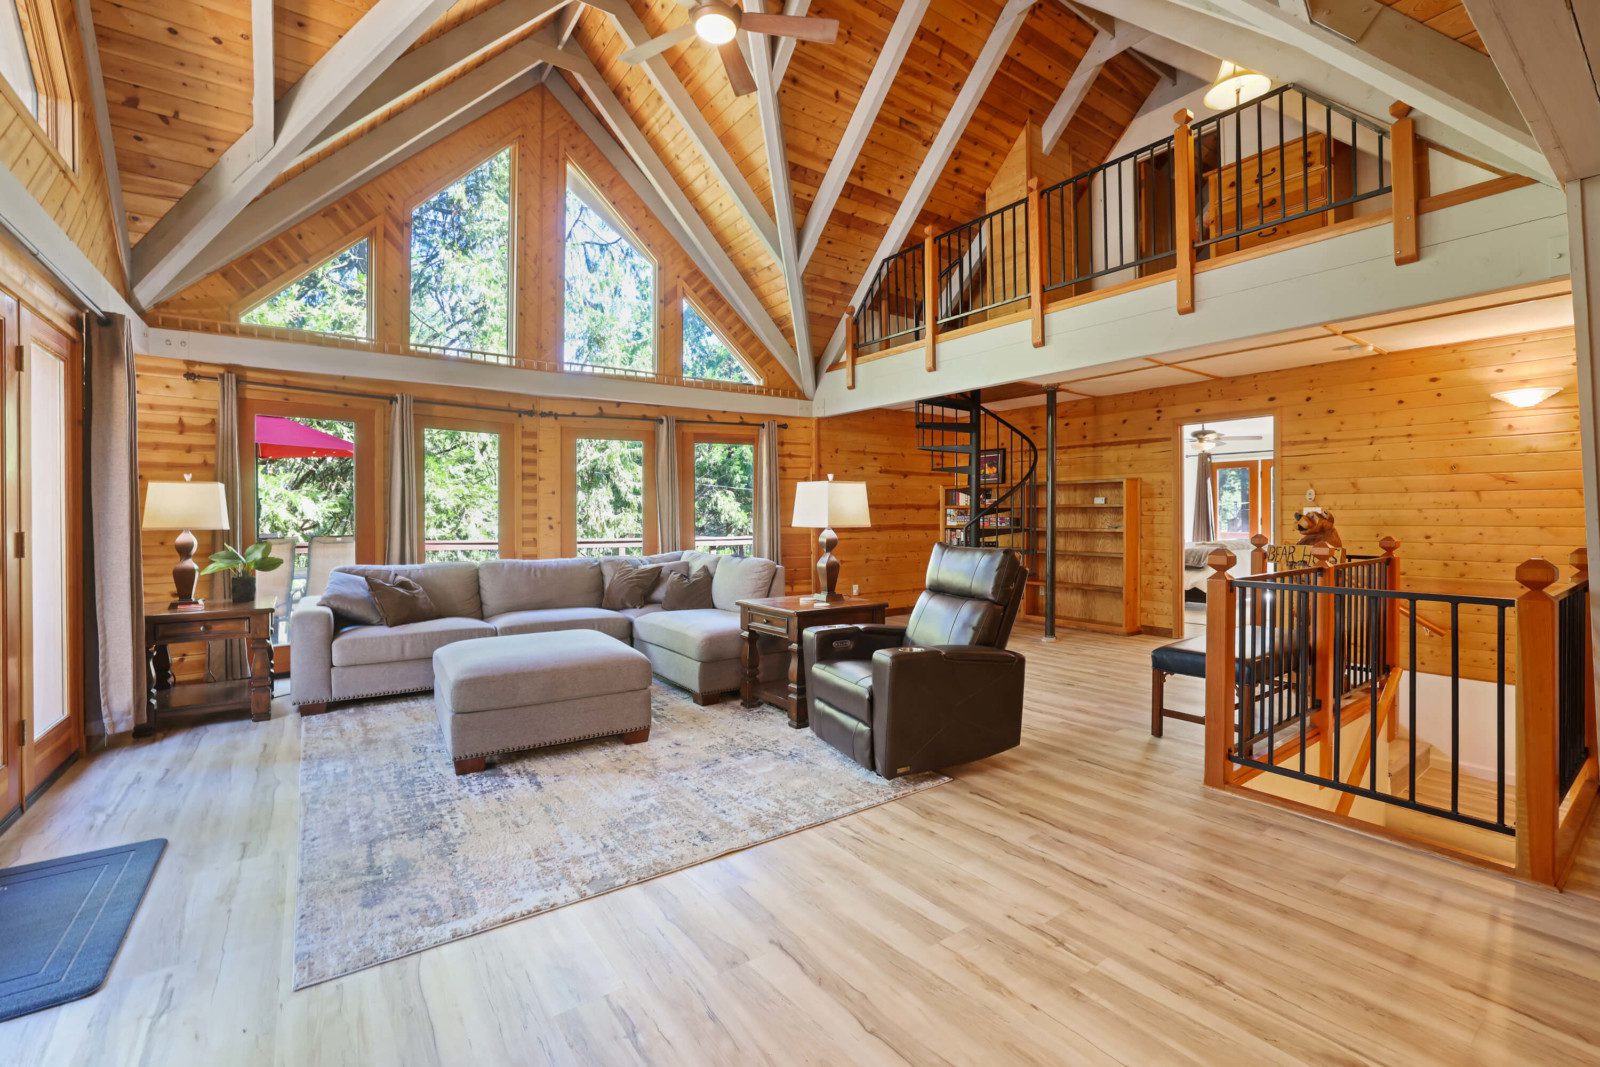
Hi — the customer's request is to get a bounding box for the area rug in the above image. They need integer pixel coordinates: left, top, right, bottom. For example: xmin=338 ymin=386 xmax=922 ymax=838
xmin=294 ymin=687 xmax=946 ymax=987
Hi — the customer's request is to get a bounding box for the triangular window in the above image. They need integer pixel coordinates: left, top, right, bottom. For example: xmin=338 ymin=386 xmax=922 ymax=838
xmin=682 ymin=300 xmax=758 ymax=384
xmin=242 ymin=238 xmax=371 ymax=338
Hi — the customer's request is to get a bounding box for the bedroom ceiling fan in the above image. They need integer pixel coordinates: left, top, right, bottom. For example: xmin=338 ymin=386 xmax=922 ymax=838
xmin=617 ymin=1 xmax=840 ymax=97
xmin=1188 ymin=426 xmax=1263 ymax=453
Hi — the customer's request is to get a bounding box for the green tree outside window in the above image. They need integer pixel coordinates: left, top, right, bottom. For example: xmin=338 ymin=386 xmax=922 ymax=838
xmin=410 ymin=149 xmax=512 ymax=355
xmin=575 ymin=437 xmax=646 ymax=555
xmin=693 ymin=441 xmax=754 ymax=555
xmin=422 ymin=427 xmax=501 ymax=562
xmin=564 ymin=182 xmax=655 ymax=374
xmin=242 ymin=239 xmax=370 ymax=338
xmin=682 ymin=301 xmax=757 ymax=384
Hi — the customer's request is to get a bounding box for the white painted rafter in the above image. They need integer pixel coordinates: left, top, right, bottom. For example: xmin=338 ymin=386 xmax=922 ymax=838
xmin=131 ymin=0 xmax=490 ymax=308
xmin=305 ymin=1 xmax=572 ymax=158
xmin=818 ymin=0 xmax=1038 ymax=369
xmin=796 ymin=0 xmax=931 ymax=271
xmin=71 ymin=0 xmax=130 ymax=278
xmin=1041 ymin=20 xmax=1151 ymax=155
xmin=552 ymin=51 xmax=808 ymax=392
xmin=744 ymin=0 xmax=814 ymax=393
xmin=770 ymin=0 xmax=813 ymax=85
xmin=250 ymin=0 xmax=274 ymax=159
xmin=587 ymin=0 xmax=780 ymax=264
xmin=164 ymin=36 xmax=572 ymax=297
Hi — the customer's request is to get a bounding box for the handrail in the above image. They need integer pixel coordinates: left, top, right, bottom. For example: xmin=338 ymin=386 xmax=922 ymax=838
xmin=1399 ymin=603 xmax=1448 ymax=637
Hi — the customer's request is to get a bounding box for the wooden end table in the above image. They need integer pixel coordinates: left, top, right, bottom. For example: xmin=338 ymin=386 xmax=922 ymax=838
xmin=141 ymin=596 xmax=277 ymax=736
xmin=738 ymin=594 xmax=888 ymax=729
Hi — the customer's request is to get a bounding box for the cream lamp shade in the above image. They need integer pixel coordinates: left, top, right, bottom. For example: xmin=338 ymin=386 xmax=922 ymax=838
xmin=791 ymin=476 xmax=870 ymax=602
xmin=1203 ymin=61 xmax=1272 ymax=111
xmin=142 ymin=477 xmax=230 ymax=531
xmin=143 ymin=474 xmax=231 ymax=609
xmin=791 ymin=478 xmax=871 ymax=529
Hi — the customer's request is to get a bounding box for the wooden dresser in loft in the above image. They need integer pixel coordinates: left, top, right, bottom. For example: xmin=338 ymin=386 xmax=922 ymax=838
xmin=1039 ymin=478 xmax=1140 ymax=634
xmin=1201 ymin=130 xmax=1354 ymax=253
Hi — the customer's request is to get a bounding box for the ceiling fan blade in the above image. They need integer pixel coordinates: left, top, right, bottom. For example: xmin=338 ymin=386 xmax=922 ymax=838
xmin=619 ymin=23 xmax=698 ymax=65
xmin=1218 ymin=435 xmax=1264 ymax=442
xmin=740 ymin=12 xmax=841 ymax=43
xmin=719 ymin=41 xmax=758 ymax=96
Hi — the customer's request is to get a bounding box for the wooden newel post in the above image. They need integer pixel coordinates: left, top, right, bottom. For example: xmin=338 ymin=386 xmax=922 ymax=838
xmin=1204 ymin=548 xmax=1237 ymax=788
xmin=1312 ymin=544 xmax=1336 ymax=778
xmin=1249 ymin=532 xmax=1269 ymax=576
xmin=844 ymin=307 xmax=857 ymax=390
xmin=922 ymin=224 xmax=938 ymax=372
xmin=1572 ymin=547 xmax=1597 ymax=764
xmin=1172 ymin=108 xmax=1197 ymax=315
xmin=1514 ymin=556 xmax=1560 ymax=885
xmin=1027 ymin=177 xmax=1045 ymax=348
xmin=1389 ymin=102 xmax=1420 ymax=266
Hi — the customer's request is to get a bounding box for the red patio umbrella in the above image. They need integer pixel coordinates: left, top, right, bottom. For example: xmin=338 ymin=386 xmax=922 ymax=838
xmin=255 ymin=415 xmax=355 ymax=459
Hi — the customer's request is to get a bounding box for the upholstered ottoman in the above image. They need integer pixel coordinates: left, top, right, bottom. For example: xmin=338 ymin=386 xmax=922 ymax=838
xmin=433 ymin=630 xmax=652 ymax=775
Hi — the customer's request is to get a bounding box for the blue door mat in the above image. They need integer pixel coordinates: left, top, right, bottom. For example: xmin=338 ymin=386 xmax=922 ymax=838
xmin=0 ymin=839 xmax=165 ymax=1022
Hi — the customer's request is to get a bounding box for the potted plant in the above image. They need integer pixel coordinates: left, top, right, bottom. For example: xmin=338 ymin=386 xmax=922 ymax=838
xmin=201 ymin=541 xmax=286 ymax=602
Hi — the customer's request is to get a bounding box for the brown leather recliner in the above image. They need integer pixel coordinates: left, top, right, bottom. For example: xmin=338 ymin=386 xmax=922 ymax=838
xmin=803 ymin=543 xmax=1028 ymax=779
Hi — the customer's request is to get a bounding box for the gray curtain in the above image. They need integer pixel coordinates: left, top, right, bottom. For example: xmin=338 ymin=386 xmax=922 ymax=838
xmin=655 ymin=415 xmax=680 ymax=552
xmin=208 ymin=372 xmax=248 ymax=681
xmin=84 ymin=314 xmax=144 ymax=736
xmin=387 ymin=394 xmax=420 ymax=563
xmin=1191 ymin=450 xmax=1217 ymax=543
xmin=755 ymin=420 xmax=782 ymax=562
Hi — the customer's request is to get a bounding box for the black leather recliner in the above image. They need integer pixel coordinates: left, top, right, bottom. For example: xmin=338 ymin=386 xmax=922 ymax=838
xmin=803 ymin=543 xmax=1028 ymax=779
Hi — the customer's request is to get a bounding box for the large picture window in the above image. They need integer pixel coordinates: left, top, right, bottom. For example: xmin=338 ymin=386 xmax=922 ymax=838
xmin=421 ymin=424 xmax=502 ymax=562
xmin=564 ymin=169 xmax=655 ymax=374
xmin=242 ymin=238 xmax=371 ymax=338
xmin=681 ymin=300 xmax=758 ymax=384
xmin=410 ymin=148 xmax=513 ymax=356
xmin=562 ymin=424 xmax=657 ymax=557
xmin=687 ymin=435 xmax=755 ymax=556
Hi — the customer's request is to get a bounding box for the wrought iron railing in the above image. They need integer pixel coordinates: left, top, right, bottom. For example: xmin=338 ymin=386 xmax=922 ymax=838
xmin=1040 ymin=136 xmax=1176 ymax=293
xmin=1557 ymin=576 xmax=1591 ymax=798
xmin=854 ymin=243 xmax=926 ymax=356
xmin=933 ymin=198 xmax=1029 ymax=329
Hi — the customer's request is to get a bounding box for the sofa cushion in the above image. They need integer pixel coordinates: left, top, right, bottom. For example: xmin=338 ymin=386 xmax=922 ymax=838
xmin=810 ymin=659 xmax=873 ymax=723
xmin=618 ymin=604 xmax=663 ymax=620
xmin=331 ymin=616 xmax=495 ymax=667
xmin=681 ymin=549 xmax=722 ymax=575
xmin=478 ymin=558 xmax=603 ymax=616
xmin=434 ymin=631 xmax=652 ymax=713
xmin=632 ymin=608 xmax=743 ymax=662
xmin=487 ymin=606 xmax=632 ymax=642
xmin=335 ymin=562 xmax=482 ymax=619
xmin=711 ymin=555 xmax=777 ymax=612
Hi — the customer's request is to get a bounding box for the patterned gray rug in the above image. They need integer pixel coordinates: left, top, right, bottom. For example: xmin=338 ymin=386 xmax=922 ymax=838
xmin=294 ymin=686 xmax=947 ymax=988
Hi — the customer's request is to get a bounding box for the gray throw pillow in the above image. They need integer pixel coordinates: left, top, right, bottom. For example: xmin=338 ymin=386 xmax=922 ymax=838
xmin=662 ymin=568 xmax=714 ymax=610
xmin=648 ymin=560 xmax=691 ymax=604
xmin=602 ymin=564 xmax=661 ymax=610
xmin=366 ymin=574 xmax=439 ymax=626
xmin=320 ymin=570 xmax=384 ymax=626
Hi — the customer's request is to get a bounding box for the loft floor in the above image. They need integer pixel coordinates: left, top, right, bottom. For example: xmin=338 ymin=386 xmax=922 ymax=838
xmin=3 ymin=623 xmax=1599 ymax=1064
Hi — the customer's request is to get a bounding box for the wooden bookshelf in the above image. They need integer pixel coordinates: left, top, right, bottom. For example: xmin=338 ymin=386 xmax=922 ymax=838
xmin=1030 ymin=477 xmax=1140 ymax=634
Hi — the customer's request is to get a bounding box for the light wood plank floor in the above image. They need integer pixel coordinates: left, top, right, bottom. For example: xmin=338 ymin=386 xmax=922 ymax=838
xmin=4 ymin=622 xmax=1600 ymax=1065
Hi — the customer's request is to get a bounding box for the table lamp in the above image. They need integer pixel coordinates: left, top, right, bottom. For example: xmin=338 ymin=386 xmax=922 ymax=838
xmin=791 ymin=475 xmax=871 ymax=602
xmin=142 ymin=474 xmax=231 ymax=610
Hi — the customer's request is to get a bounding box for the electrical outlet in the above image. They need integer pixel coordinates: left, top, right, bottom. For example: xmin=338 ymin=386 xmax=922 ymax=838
xmin=1305 ymin=488 xmax=1316 ymax=503
xmin=851 ymin=584 xmax=860 ymax=596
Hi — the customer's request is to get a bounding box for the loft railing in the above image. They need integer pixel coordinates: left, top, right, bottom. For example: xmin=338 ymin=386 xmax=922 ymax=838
xmin=842 ymin=83 xmax=1429 ymax=384
xmin=1202 ymin=543 xmax=1600 ymax=886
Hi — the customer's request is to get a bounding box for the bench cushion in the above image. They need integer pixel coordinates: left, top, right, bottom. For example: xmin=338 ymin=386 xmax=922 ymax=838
xmin=1151 ymin=628 xmax=1283 ymax=682
xmin=631 ymin=608 xmax=742 ymax=662
xmin=488 ymin=606 xmax=631 ymax=641
xmin=331 ymin=616 xmax=495 ymax=667
xmin=434 ymin=631 xmax=651 ymax=714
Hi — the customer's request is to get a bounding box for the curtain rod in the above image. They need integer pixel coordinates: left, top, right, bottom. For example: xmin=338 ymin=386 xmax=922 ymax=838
xmin=181 ymin=372 xmax=537 ymax=416
xmin=535 ymin=410 xmax=788 ymax=429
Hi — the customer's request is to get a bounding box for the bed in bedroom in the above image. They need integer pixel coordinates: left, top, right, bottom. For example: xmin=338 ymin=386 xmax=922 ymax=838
xmin=1182 ymin=539 xmax=1255 ymax=592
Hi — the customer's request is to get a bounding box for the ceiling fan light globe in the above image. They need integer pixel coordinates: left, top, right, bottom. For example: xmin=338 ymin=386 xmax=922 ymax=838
xmin=695 ymin=8 xmax=739 ymax=45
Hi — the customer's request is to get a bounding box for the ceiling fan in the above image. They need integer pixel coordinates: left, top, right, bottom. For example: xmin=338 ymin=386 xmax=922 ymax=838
xmin=1188 ymin=426 xmax=1263 ymax=453
xmin=617 ymin=2 xmax=840 ymax=97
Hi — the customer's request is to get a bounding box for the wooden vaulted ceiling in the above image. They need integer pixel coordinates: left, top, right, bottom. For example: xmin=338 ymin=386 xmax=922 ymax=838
xmin=1371 ymin=1 xmax=1486 ymax=53
xmin=111 ymin=0 xmax=1174 ymax=382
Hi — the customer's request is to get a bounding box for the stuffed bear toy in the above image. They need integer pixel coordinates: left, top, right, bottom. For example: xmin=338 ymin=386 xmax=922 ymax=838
xmin=1294 ymin=506 xmax=1343 ymax=549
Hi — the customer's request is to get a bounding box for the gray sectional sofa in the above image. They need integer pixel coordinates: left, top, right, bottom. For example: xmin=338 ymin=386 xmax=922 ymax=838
xmin=290 ymin=551 xmax=786 ymax=712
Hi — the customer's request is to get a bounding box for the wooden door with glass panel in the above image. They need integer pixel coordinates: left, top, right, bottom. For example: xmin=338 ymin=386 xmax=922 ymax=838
xmin=561 ymin=423 xmax=658 ymax=557
xmin=415 ymin=408 xmax=516 ymax=562
xmin=677 ymin=426 xmax=758 ymax=558
xmin=0 ymin=290 xmax=17 ymax=819
xmin=13 ymin=307 xmax=82 ymax=795
xmin=1213 ymin=459 xmax=1274 ymax=539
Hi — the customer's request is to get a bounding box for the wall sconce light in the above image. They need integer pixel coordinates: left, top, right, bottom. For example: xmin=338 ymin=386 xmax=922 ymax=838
xmin=1491 ymin=386 xmax=1561 ymax=409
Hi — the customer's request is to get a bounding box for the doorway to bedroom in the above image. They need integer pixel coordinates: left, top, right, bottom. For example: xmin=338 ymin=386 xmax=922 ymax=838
xmin=1179 ymin=415 xmax=1276 ymax=637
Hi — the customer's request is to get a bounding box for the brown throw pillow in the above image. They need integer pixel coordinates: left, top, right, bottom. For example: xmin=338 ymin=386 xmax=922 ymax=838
xmin=648 ymin=560 xmax=691 ymax=604
xmin=661 ymin=567 xmax=714 ymax=610
xmin=365 ymin=574 xmax=439 ymax=626
xmin=602 ymin=564 xmax=661 ymax=610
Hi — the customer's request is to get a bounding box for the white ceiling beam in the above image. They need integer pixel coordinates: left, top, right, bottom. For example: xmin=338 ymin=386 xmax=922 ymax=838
xmin=1041 ymin=22 xmax=1150 ymax=155
xmin=552 ymin=53 xmax=807 ymax=392
xmin=162 ymin=38 xmax=568 ymax=298
xmin=71 ymin=0 xmax=130 ymax=279
xmin=745 ymin=0 xmax=814 ymax=393
xmin=306 ymin=1 xmax=572 ymax=158
xmin=250 ymin=0 xmax=274 ymax=159
xmin=818 ymin=0 xmax=1038 ymax=368
xmin=770 ymin=0 xmax=813 ymax=85
xmin=130 ymin=0 xmax=472 ymax=308
xmin=1155 ymin=0 xmax=1548 ymax=180
xmin=1460 ymin=0 xmax=1600 ymax=184
xmin=587 ymin=0 xmax=780 ymax=264
xmin=797 ymin=0 xmax=930 ymax=271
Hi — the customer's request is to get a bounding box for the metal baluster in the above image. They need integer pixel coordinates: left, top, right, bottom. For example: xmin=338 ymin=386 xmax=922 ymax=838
xmin=1451 ymin=601 xmax=1461 ymax=813
xmin=1496 ymin=604 xmax=1507 ymax=827
xmin=1409 ymin=596 xmax=1418 ymax=802
xmin=1369 ymin=591 xmax=1379 ymax=793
